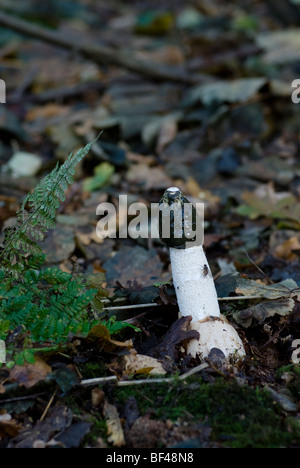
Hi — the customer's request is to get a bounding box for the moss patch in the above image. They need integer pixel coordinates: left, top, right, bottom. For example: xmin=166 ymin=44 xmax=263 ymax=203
xmin=111 ymin=377 xmax=300 ymax=448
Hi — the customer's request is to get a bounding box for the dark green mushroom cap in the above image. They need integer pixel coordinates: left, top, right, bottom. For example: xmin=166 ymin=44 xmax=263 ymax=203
xmin=158 ymin=187 xmax=201 ymax=249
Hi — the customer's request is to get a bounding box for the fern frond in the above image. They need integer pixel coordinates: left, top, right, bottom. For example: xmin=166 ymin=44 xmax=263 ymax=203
xmin=0 ymin=267 xmax=98 ymax=342
xmin=0 ymin=137 xmax=104 ymax=344
xmin=0 ymin=139 xmax=97 ymax=274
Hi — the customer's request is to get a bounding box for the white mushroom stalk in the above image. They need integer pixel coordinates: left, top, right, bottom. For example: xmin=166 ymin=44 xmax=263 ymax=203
xmin=159 ymin=187 xmax=245 ymax=361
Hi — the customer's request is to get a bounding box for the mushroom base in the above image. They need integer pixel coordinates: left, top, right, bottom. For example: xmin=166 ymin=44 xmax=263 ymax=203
xmin=187 ymin=316 xmax=246 ymax=361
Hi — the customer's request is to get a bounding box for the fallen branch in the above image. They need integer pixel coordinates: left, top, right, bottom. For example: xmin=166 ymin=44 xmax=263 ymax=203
xmin=0 ymin=12 xmax=196 ymax=84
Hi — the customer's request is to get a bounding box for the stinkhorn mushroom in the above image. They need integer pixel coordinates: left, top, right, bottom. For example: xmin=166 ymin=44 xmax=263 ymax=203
xmin=159 ymin=187 xmax=245 ymax=361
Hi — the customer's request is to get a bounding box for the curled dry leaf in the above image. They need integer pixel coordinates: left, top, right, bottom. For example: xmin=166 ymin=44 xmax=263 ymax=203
xmin=151 ymin=316 xmax=200 ymax=367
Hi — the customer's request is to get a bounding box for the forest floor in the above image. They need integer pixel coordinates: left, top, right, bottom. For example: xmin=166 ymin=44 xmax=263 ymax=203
xmin=1 ymin=0 xmax=300 ymax=448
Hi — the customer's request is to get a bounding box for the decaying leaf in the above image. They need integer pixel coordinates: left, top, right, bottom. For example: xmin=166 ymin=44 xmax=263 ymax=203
xmin=9 ymin=405 xmax=70 ymax=448
xmin=269 ymin=231 xmax=300 ymax=261
xmin=0 ymin=416 xmax=22 ymax=438
xmin=156 ymin=119 xmax=178 ymax=153
xmin=91 ymin=388 xmax=105 ymax=408
xmin=183 ymin=77 xmax=267 ymax=107
xmin=151 ymin=316 xmax=200 ymax=370
xmin=103 ymin=400 xmax=125 ymax=447
xmin=126 ymin=162 xmax=173 ymax=190
xmin=257 ymin=29 xmax=300 ymax=64
xmin=87 ymin=324 xmax=133 ymax=354
xmin=236 ymin=184 xmax=300 ymax=227
xmin=235 ymin=277 xmax=298 ymax=300
xmin=233 ymin=275 xmax=300 ymax=327
xmin=103 ymin=246 xmax=163 ymax=288
xmin=233 ymin=298 xmax=295 ymax=328
xmin=42 ymin=225 xmax=76 ymax=264
xmin=10 ymin=357 xmax=52 ymax=389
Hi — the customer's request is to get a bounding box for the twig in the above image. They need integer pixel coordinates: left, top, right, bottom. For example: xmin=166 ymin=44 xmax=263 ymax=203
xmin=261 ymin=323 xmax=287 ymax=350
xmin=79 ymin=363 xmax=208 ymax=387
xmin=218 ymin=295 xmax=264 ymax=301
xmin=79 ymin=376 xmax=118 ymax=387
xmin=10 ymin=65 xmax=39 ymax=102
xmin=39 ymin=387 xmax=58 ymax=422
xmin=0 ymin=12 xmax=196 ymax=84
xmin=117 ymin=378 xmax=174 ymax=386
xmin=103 ymin=303 xmax=160 ymax=311
xmin=177 ymin=362 xmax=209 ymax=379
xmin=102 ymin=296 xmax=264 ymax=312
xmin=188 ymin=44 xmax=262 ymax=71
xmin=30 ymin=81 xmax=106 ymax=104
xmin=0 ymin=392 xmax=46 ymax=404
xmin=244 ymin=250 xmax=274 ymax=284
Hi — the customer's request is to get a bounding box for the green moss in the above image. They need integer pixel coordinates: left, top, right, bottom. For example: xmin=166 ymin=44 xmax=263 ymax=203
xmin=112 ymin=377 xmax=299 ymax=448
xmin=78 ymin=361 xmax=108 ymax=379
xmin=276 ymin=364 xmax=300 ymax=399
xmin=85 ymin=416 xmax=107 ymax=446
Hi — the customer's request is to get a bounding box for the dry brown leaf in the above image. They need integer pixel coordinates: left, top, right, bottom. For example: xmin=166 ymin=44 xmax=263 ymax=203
xmin=273 ymin=236 xmax=300 ymax=261
xmin=126 ymin=163 xmax=173 ymax=190
xmin=156 ymin=119 xmax=178 ymax=153
xmin=184 ymin=177 xmax=220 ymax=219
xmin=136 ymin=45 xmax=184 ymax=66
xmin=103 ymin=400 xmax=125 ymax=447
xmin=235 ymin=277 xmax=298 ymax=300
xmin=10 ymin=357 xmax=52 ymax=389
xmin=0 ymin=417 xmax=22 ymax=438
xmin=233 ymin=298 xmax=295 ymax=328
xmin=123 ymin=349 xmax=166 ymax=376
xmin=91 ymin=388 xmax=105 ymax=408
xmin=26 ymin=103 xmax=70 ymax=121
xmin=151 ymin=316 xmax=200 ymax=371
xmin=87 ymin=324 xmax=134 ymax=354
